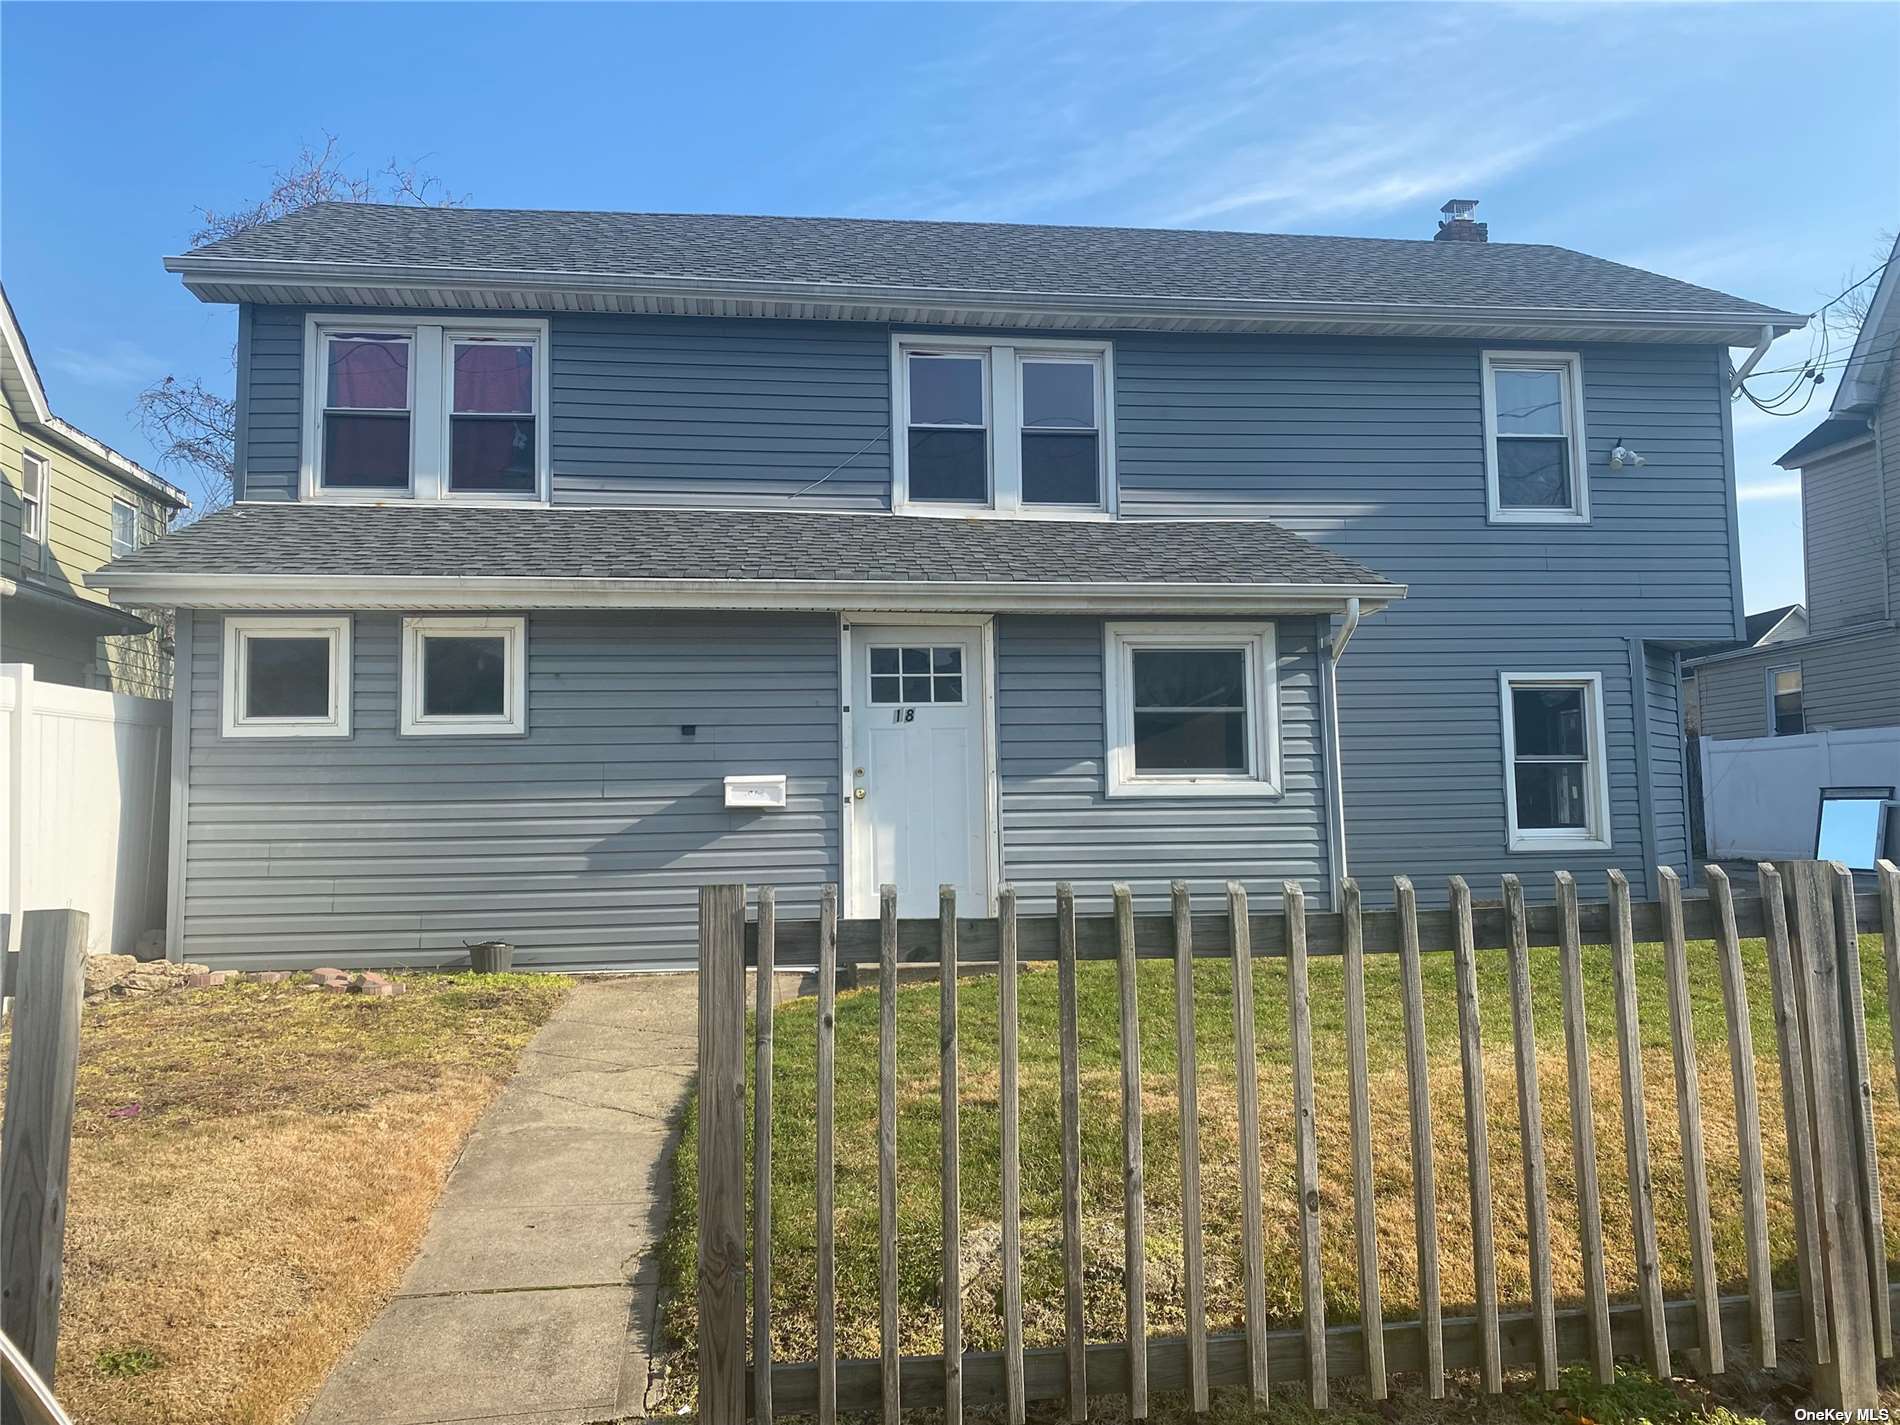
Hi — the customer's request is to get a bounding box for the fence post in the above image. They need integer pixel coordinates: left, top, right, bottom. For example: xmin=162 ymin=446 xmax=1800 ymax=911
xmin=0 ymin=907 xmax=86 ymax=1417
xmin=697 ymin=885 xmax=748 ymax=1425
xmin=1779 ymin=861 xmax=1880 ymax=1410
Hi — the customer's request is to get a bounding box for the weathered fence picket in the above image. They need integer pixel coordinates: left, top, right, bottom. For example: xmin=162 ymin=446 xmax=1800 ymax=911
xmin=1502 ymin=875 xmax=1557 ymax=1391
xmin=1448 ymin=875 xmax=1502 ymax=1393
xmin=1113 ymin=886 xmax=1148 ymax=1420
xmin=1338 ymin=879 xmax=1385 ymax=1400
xmin=0 ymin=908 xmax=86 ymax=1417
xmin=1659 ymin=867 xmax=1723 ymax=1376
xmin=998 ymin=887 xmax=1025 ymax=1425
xmin=696 ymin=861 xmax=1897 ymax=1425
xmin=1285 ymin=880 xmax=1327 ymax=1407
xmin=1707 ymin=866 xmax=1774 ymax=1368
xmin=1229 ymin=882 xmax=1268 ymax=1401
xmin=1392 ymin=876 xmax=1444 ymax=1399
xmin=1169 ymin=882 xmax=1208 ymax=1414
xmin=1056 ymin=883 xmax=1087 ymax=1421
xmin=1554 ymin=870 xmax=1613 ymax=1384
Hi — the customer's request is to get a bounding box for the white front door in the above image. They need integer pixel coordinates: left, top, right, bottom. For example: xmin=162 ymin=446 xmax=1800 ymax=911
xmin=847 ymin=623 xmax=992 ymax=919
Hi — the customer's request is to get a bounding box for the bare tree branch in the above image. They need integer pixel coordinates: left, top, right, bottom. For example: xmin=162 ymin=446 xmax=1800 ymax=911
xmin=135 ymin=374 xmax=238 ymax=513
xmin=143 ymin=135 xmax=464 ymax=516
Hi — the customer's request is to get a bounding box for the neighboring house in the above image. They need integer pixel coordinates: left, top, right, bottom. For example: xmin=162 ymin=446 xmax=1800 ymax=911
xmin=1682 ymin=602 xmax=1806 ymax=733
xmin=1687 ymin=233 xmax=1900 ymax=740
xmin=94 ymin=200 xmax=1803 ymax=970
xmin=2 ymin=287 xmax=190 ymax=695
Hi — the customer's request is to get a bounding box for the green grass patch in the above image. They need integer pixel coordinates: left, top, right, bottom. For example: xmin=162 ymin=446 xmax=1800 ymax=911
xmin=656 ymin=928 xmax=1894 ymax=1414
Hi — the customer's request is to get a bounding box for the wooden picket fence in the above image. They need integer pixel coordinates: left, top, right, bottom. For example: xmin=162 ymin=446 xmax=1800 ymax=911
xmin=695 ymin=861 xmax=1900 ymax=1422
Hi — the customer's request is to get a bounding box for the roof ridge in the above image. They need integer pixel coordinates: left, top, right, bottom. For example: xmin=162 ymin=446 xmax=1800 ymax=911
xmin=288 ymin=200 xmax=1583 ymax=255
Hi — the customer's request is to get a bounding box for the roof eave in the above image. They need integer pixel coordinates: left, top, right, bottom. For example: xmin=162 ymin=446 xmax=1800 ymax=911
xmin=38 ymin=418 xmax=191 ymax=508
xmin=163 ymin=255 xmax=1806 ymax=347
xmin=85 ymin=569 xmax=1404 ymax=617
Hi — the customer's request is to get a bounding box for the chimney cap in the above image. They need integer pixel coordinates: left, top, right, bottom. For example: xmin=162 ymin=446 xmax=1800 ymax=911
xmin=1440 ymin=198 xmax=1480 ymax=219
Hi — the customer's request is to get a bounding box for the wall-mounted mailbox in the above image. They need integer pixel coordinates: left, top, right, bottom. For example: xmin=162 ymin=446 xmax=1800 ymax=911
xmin=724 ymin=774 xmax=787 ymax=810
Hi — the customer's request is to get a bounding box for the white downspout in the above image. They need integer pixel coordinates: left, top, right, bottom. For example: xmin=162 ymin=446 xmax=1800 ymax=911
xmin=1323 ymin=598 xmax=1361 ymax=903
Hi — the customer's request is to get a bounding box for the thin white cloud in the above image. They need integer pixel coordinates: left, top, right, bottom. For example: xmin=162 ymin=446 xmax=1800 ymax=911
xmin=48 ymin=341 xmax=165 ymax=387
xmin=1737 ymin=476 xmax=1803 ymax=502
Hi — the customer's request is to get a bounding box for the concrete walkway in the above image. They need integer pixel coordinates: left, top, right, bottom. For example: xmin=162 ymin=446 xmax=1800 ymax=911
xmin=306 ymin=975 xmax=698 ymax=1425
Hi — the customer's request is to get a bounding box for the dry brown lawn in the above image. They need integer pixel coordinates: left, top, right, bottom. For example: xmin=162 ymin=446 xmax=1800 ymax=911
xmin=5 ymin=972 xmax=570 ymax=1425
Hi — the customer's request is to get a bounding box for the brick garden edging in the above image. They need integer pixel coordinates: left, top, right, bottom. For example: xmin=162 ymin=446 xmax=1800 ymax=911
xmin=83 ymin=955 xmax=410 ymax=1003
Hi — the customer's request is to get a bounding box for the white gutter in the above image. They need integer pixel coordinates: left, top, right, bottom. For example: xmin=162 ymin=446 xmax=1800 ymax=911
xmin=1323 ymin=597 xmax=1363 ymax=901
xmin=87 ymin=571 xmax=1404 ymax=617
xmin=1729 ymin=323 xmax=1783 ymax=394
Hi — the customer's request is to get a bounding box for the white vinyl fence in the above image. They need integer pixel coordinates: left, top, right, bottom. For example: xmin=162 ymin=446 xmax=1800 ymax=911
xmin=1699 ymin=723 xmax=1900 ymax=861
xmin=2 ymin=664 xmax=170 ymax=957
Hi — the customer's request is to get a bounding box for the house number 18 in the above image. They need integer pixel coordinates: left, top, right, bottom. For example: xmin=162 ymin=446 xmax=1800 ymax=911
xmin=892 ymin=707 xmax=916 ymax=723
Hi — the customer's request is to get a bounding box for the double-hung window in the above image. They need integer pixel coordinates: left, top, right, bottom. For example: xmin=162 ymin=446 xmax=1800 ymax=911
xmin=1104 ymin=623 xmax=1280 ymax=797
xmin=20 ymin=449 xmax=48 ymax=557
xmin=400 ymin=616 xmax=527 ymax=736
xmin=1482 ymin=351 xmax=1588 ymax=523
xmin=110 ymin=498 xmax=139 ymax=558
xmin=304 ymin=316 xmax=548 ymax=501
xmin=222 ymin=616 xmax=353 ymax=738
xmin=1500 ymin=672 xmax=1610 ymax=851
xmin=1768 ymin=664 xmax=1805 ymax=736
xmin=894 ymin=335 xmax=1114 ymax=514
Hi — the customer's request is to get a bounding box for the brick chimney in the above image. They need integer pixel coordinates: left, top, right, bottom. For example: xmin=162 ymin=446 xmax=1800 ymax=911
xmin=1434 ymin=198 xmax=1488 ymax=243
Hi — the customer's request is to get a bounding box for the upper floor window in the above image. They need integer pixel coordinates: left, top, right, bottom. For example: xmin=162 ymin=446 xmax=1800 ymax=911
xmin=893 ymin=335 xmax=1114 ymax=516
xmin=1482 ymin=351 xmax=1588 ymax=524
xmin=20 ymin=449 xmax=48 ymax=548
xmin=1768 ymin=664 xmax=1805 ymax=736
xmin=303 ymin=316 xmax=548 ymax=503
xmin=110 ymin=497 xmax=139 ymax=557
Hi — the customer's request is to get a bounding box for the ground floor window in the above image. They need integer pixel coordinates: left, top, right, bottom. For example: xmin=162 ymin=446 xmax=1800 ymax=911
xmin=221 ymin=615 xmax=353 ymax=738
xmin=1499 ymin=671 xmax=1610 ymax=851
xmin=1103 ymin=622 xmax=1280 ymax=797
xmin=400 ymin=616 xmax=528 ymax=736
xmin=1768 ymin=664 xmax=1805 ymax=736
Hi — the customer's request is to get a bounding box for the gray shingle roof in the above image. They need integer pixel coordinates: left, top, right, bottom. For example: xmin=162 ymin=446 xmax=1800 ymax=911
xmin=98 ymin=504 xmax=1395 ymax=590
xmin=182 ymin=203 xmax=1793 ymax=321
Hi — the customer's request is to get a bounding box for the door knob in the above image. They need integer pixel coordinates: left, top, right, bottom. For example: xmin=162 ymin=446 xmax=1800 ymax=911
xmin=854 ymin=788 xmax=867 ymax=800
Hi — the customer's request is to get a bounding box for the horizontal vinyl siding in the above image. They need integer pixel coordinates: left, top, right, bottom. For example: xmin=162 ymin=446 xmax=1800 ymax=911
xmin=551 ymin=315 xmax=890 ymax=507
xmin=1801 ymin=441 xmax=1887 ymax=634
xmin=237 ymin=307 xmax=894 ymax=508
xmin=995 ymin=615 xmax=1331 ymax=913
xmin=1112 ymin=337 xmax=1734 ymax=904
xmin=179 ymin=610 xmax=841 ymax=970
xmin=243 ymin=305 xmax=303 ymax=501
xmin=1693 ymin=627 xmax=1900 ymax=738
xmin=1646 ymin=645 xmax=1689 ymax=878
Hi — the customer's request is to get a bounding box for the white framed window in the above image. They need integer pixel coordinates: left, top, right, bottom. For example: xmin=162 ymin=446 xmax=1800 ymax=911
xmin=221 ymin=616 xmax=353 ymax=739
xmin=302 ymin=315 xmax=549 ymax=503
xmin=1499 ymin=672 xmax=1610 ymax=852
xmin=1481 ymin=351 xmax=1588 ymax=524
xmin=1104 ymin=622 xmax=1280 ymax=798
xmin=110 ymin=498 xmax=138 ymax=558
xmin=400 ymin=616 xmax=527 ymax=736
xmin=20 ymin=449 xmax=48 ymax=545
xmin=1767 ymin=664 xmax=1805 ymax=737
xmin=892 ymin=333 xmax=1115 ymax=516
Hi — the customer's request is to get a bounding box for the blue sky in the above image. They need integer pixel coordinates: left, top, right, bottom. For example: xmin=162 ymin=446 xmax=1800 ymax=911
xmin=4 ymin=1 xmax=1896 ymax=612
